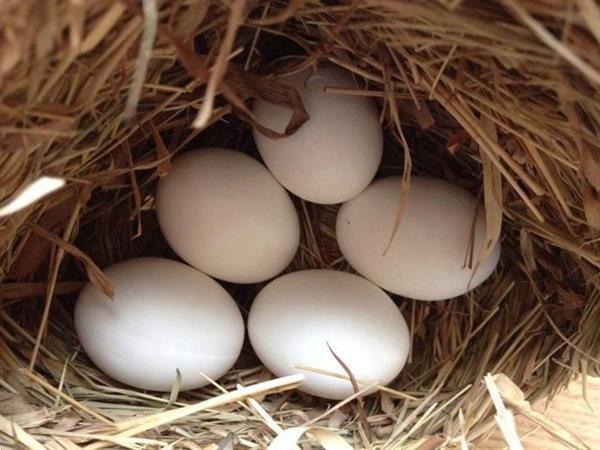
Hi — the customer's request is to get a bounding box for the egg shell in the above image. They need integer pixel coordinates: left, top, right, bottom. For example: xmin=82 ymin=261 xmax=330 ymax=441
xmin=253 ymin=66 xmax=383 ymax=204
xmin=336 ymin=176 xmax=501 ymax=301
xmin=74 ymin=258 xmax=244 ymax=391
xmin=248 ymin=270 xmax=410 ymax=400
xmin=156 ymin=148 xmax=300 ymax=283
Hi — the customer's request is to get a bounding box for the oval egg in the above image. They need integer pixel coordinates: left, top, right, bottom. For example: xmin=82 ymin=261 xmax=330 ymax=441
xmin=156 ymin=148 xmax=300 ymax=283
xmin=336 ymin=176 xmax=501 ymax=301
xmin=74 ymin=258 xmax=244 ymax=391
xmin=248 ymin=270 xmax=410 ymax=400
xmin=253 ymin=66 xmax=383 ymax=204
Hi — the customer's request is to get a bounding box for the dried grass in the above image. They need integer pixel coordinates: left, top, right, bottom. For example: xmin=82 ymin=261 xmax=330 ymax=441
xmin=1 ymin=0 xmax=599 ymax=448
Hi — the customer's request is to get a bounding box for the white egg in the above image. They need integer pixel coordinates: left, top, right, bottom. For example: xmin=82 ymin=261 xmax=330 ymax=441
xmin=248 ymin=270 xmax=410 ymax=400
xmin=253 ymin=66 xmax=383 ymax=204
xmin=336 ymin=176 xmax=501 ymax=301
xmin=74 ymin=258 xmax=244 ymax=391
xmin=156 ymin=148 xmax=300 ymax=283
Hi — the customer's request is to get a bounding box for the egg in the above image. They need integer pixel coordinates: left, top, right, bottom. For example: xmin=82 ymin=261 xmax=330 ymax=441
xmin=336 ymin=176 xmax=501 ymax=301
xmin=74 ymin=258 xmax=244 ymax=391
xmin=156 ymin=148 xmax=300 ymax=283
xmin=253 ymin=66 xmax=383 ymax=204
xmin=248 ymin=270 xmax=410 ymax=400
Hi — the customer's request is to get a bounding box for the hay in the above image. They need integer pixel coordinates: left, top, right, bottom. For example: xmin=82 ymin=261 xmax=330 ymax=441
xmin=1 ymin=0 xmax=599 ymax=448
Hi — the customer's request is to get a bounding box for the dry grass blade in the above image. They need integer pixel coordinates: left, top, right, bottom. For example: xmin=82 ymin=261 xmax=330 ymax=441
xmin=576 ymin=0 xmax=600 ymax=45
xmin=478 ymin=113 xmax=503 ymax=261
xmin=382 ymin=63 xmax=412 ymax=256
xmin=303 ymin=382 xmax=381 ymax=427
xmin=80 ymin=2 xmax=127 ymax=54
xmin=0 ymin=413 xmax=48 ymax=450
xmin=83 ymin=374 xmax=305 ymax=450
xmin=22 ymin=370 xmax=114 ymax=426
xmin=327 ymin=344 xmax=372 ymax=446
xmin=415 ymin=434 xmax=446 ymax=450
xmin=28 ymin=194 xmax=84 ymax=371
xmin=249 ymin=0 xmax=305 ymax=26
xmin=501 ymin=0 xmax=600 ymax=85
xmin=491 ymin=374 xmax=592 ymax=450
xmin=123 ymin=0 xmax=158 ymax=119
xmin=147 ymin=120 xmax=173 ymax=177
xmin=27 ymin=222 xmax=114 ymax=300
xmin=236 ymin=383 xmax=285 ymax=437
xmin=0 ymin=281 xmax=83 ymax=300
xmin=484 ymin=374 xmax=523 ymax=450
xmin=193 ymin=0 xmax=247 ymax=128
xmin=0 ymin=177 xmax=65 ymax=218
xmin=267 ymin=426 xmax=352 ymax=450
xmin=582 ymin=185 xmax=600 ymax=229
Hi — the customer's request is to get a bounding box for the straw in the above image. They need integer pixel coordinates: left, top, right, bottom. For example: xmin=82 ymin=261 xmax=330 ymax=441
xmin=1 ymin=0 xmax=599 ymax=448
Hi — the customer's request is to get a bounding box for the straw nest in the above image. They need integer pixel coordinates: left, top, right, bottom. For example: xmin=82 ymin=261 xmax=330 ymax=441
xmin=1 ymin=1 xmax=599 ymax=449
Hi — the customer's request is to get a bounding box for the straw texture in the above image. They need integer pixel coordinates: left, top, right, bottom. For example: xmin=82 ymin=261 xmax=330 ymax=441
xmin=1 ymin=1 xmax=599 ymax=448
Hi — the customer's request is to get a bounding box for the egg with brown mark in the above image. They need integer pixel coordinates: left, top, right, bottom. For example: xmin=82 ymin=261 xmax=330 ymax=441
xmin=253 ymin=66 xmax=383 ymax=204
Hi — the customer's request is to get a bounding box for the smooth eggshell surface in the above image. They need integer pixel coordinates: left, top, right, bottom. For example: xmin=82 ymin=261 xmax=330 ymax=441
xmin=336 ymin=176 xmax=501 ymax=301
xmin=248 ymin=270 xmax=410 ymax=400
xmin=156 ymin=148 xmax=300 ymax=283
xmin=74 ymin=258 xmax=244 ymax=391
xmin=253 ymin=66 xmax=383 ymax=204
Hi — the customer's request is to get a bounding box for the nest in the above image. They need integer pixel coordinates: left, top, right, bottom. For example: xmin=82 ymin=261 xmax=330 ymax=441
xmin=1 ymin=0 xmax=599 ymax=448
